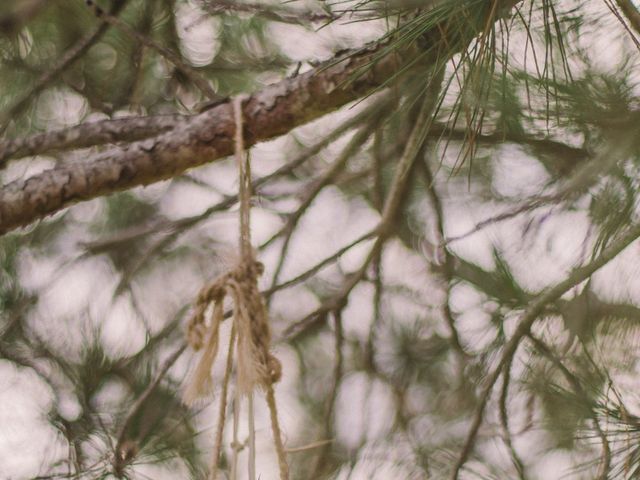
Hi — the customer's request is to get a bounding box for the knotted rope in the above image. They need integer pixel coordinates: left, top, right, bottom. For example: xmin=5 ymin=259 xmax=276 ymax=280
xmin=183 ymin=96 xmax=289 ymax=480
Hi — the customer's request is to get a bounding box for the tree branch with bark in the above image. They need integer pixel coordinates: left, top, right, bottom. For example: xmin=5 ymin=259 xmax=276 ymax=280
xmin=0 ymin=0 xmax=524 ymax=235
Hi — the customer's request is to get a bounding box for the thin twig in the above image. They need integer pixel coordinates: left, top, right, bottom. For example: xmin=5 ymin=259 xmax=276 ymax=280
xmin=265 ymin=121 xmax=379 ymax=293
xmin=366 ymin=129 xmax=385 ymax=368
xmin=420 ymin=153 xmax=469 ymax=360
xmin=444 ymin=195 xmax=558 ymax=245
xmin=266 ymin=230 xmax=376 ymax=297
xmin=310 ymin=310 xmax=344 ymax=477
xmin=499 ymin=356 xmax=528 ymax=479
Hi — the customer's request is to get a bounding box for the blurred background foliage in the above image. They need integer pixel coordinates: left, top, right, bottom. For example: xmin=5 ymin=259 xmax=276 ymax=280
xmin=2 ymin=0 xmax=640 ymax=479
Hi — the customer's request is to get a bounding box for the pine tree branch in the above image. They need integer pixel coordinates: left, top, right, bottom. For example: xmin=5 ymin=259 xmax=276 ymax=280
xmin=0 ymin=114 xmax=186 ymax=166
xmin=0 ymin=0 xmax=525 ymax=236
xmin=451 ymin=222 xmax=640 ymax=479
xmin=113 ymin=344 xmax=186 ymax=473
xmin=0 ymin=44 xmax=404 ymax=235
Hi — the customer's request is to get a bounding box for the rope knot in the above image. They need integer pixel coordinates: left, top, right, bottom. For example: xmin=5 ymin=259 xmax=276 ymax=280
xmin=231 ymin=259 xmax=264 ymax=283
xmin=266 ymin=353 xmax=283 ymax=384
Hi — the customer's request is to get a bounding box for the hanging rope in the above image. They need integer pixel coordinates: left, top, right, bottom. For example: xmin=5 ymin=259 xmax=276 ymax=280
xmin=183 ymin=96 xmax=289 ymax=480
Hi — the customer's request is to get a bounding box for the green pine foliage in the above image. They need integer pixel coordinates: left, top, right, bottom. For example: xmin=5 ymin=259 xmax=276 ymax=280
xmin=3 ymin=0 xmax=640 ymax=478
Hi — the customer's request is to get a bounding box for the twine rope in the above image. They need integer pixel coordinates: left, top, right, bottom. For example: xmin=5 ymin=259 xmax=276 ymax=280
xmin=184 ymin=96 xmax=289 ymax=480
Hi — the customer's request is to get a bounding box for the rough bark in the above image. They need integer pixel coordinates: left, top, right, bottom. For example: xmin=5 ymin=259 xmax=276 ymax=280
xmin=0 ymin=0 xmax=523 ymax=235
xmin=0 ymin=114 xmax=185 ymax=164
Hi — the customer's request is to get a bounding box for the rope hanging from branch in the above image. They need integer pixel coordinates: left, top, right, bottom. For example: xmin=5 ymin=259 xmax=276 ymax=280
xmin=183 ymin=96 xmax=289 ymax=480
